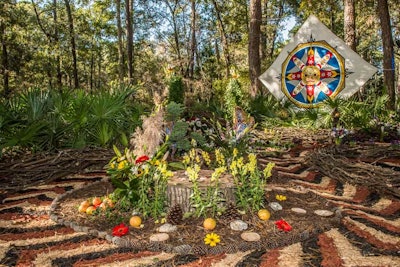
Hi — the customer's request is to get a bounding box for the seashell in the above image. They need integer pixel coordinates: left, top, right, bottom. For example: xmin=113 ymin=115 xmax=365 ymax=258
xmin=291 ymin=207 xmax=307 ymax=214
xmin=314 ymin=209 xmax=334 ymax=217
xmin=230 ymin=219 xmax=248 ymax=231
xmin=158 ymin=223 xmax=178 ymax=233
xmin=149 ymin=233 xmax=170 ymax=242
xmin=241 ymin=232 xmax=261 ymax=242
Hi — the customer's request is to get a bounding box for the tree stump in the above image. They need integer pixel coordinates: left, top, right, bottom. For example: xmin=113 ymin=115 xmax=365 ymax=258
xmin=167 ymin=170 xmax=236 ymax=213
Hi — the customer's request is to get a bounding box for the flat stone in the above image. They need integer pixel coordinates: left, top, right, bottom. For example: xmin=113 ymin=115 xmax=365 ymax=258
xmin=158 ymin=223 xmax=178 ymax=233
xmin=230 ymin=220 xmax=248 ymax=231
xmin=150 ymin=233 xmax=170 ymax=242
xmin=314 ymin=209 xmax=334 ymax=217
xmin=291 ymin=207 xmax=307 ymax=214
xmin=269 ymin=202 xmax=283 ymax=211
xmin=241 ymin=232 xmax=261 ymax=242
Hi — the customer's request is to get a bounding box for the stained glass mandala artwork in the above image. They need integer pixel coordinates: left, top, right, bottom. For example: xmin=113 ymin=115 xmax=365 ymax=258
xmin=281 ymin=40 xmax=345 ymax=108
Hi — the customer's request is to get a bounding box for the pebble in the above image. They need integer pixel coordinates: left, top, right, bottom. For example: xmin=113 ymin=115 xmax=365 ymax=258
xmin=150 ymin=233 xmax=170 ymax=242
xmin=314 ymin=209 xmax=334 ymax=217
xmin=230 ymin=220 xmax=248 ymax=231
xmin=158 ymin=223 xmax=178 ymax=233
xmin=291 ymin=207 xmax=307 ymax=214
xmin=269 ymin=202 xmax=283 ymax=211
xmin=241 ymin=232 xmax=261 ymax=242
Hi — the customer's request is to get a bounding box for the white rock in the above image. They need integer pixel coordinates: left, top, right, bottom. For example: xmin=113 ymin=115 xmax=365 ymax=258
xmin=149 ymin=233 xmax=170 ymax=242
xmin=158 ymin=223 xmax=178 ymax=233
xmin=269 ymin=202 xmax=283 ymax=211
xmin=230 ymin=219 xmax=248 ymax=231
xmin=241 ymin=232 xmax=261 ymax=242
xmin=314 ymin=210 xmax=334 ymax=217
xmin=291 ymin=207 xmax=307 ymax=214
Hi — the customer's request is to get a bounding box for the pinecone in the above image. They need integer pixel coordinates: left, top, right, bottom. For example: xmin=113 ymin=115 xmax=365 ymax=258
xmin=166 ymin=204 xmax=183 ymax=225
xmin=220 ymin=202 xmax=240 ymax=223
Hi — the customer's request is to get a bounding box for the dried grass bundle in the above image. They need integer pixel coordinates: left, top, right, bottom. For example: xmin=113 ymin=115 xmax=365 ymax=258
xmin=130 ymin=108 xmax=165 ymax=158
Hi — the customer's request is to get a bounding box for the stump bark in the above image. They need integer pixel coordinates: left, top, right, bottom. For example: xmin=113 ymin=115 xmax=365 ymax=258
xmin=167 ymin=170 xmax=236 ymax=213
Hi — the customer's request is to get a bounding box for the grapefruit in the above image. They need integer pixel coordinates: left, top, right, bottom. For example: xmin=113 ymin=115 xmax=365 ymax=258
xmin=257 ymin=209 xmax=271 ymax=221
xmin=203 ymin=218 xmax=217 ymax=230
xmin=129 ymin=216 xmax=142 ymax=228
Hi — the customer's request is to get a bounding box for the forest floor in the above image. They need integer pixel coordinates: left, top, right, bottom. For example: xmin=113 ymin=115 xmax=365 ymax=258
xmin=0 ymin=127 xmax=399 ymax=266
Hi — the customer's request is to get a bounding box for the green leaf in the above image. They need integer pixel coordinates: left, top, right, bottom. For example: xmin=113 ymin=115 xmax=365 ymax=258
xmin=168 ymin=161 xmax=185 ymax=170
xmin=110 ymin=177 xmax=127 ymax=189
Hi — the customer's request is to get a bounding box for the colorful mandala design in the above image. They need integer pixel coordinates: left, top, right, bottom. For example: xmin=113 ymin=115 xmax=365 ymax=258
xmin=281 ymin=40 xmax=345 ymax=108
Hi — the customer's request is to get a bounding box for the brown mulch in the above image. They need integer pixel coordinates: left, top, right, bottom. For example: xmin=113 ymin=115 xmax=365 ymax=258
xmin=52 ymin=178 xmax=341 ymax=255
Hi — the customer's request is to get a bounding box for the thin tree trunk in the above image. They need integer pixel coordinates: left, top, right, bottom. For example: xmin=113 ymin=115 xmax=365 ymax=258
xmin=248 ymin=0 xmax=262 ymax=97
xmin=344 ymin=0 xmax=356 ymax=51
xmin=165 ymin=0 xmax=184 ymax=76
xmin=211 ymin=0 xmax=231 ymax=78
xmin=377 ymin=0 xmax=395 ymax=110
xmin=115 ymin=0 xmax=124 ymax=83
xmin=260 ymin=0 xmax=267 ymax=62
xmin=126 ymin=0 xmax=133 ymax=84
xmin=53 ymin=0 xmax=62 ymax=89
xmin=64 ymin=0 xmax=79 ymax=89
xmin=187 ymin=0 xmax=196 ymax=79
xmin=268 ymin=1 xmax=283 ymax=60
xmin=0 ymin=22 xmax=10 ymax=98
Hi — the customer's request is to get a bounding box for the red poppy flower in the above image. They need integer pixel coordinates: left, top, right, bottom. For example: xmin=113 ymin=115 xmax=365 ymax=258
xmin=135 ymin=155 xmax=149 ymax=164
xmin=275 ymin=219 xmax=292 ymax=232
xmin=112 ymin=223 xmax=129 ymax=237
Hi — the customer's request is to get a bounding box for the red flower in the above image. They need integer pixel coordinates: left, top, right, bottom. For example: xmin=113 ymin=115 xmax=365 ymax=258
xmin=275 ymin=219 xmax=292 ymax=232
xmin=135 ymin=155 xmax=149 ymax=164
xmin=112 ymin=223 xmax=129 ymax=237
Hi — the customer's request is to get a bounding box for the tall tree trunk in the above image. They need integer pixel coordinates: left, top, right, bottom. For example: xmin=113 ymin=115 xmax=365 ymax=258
xmin=165 ymin=0 xmax=184 ymax=76
xmin=0 ymin=22 xmax=10 ymax=98
xmin=268 ymin=1 xmax=283 ymax=60
xmin=377 ymin=0 xmax=395 ymax=110
xmin=260 ymin=0 xmax=267 ymax=62
xmin=126 ymin=0 xmax=133 ymax=84
xmin=53 ymin=0 xmax=62 ymax=89
xmin=115 ymin=0 xmax=124 ymax=83
xmin=248 ymin=0 xmax=262 ymax=97
xmin=188 ymin=0 xmax=196 ymax=79
xmin=64 ymin=0 xmax=79 ymax=89
xmin=344 ymin=0 xmax=356 ymax=51
xmin=211 ymin=0 xmax=231 ymax=78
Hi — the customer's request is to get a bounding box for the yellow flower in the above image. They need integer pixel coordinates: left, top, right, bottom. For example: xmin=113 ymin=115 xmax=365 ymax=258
xmin=232 ymin=148 xmax=238 ymax=158
xmin=117 ymin=160 xmax=128 ymax=170
xmin=211 ymin=166 xmax=226 ymax=182
xmin=215 ymin=149 xmax=225 ymax=167
xmin=263 ymin=162 xmax=275 ymax=178
xmin=204 ymin=232 xmax=220 ymax=247
xmin=110 ymin=162 xmax=116 ymax=169
xmin=276 ymin=194 xmax=287 ymax=201
xmin=201 ymin=151 xmax=211 ymax=166
xmin=182 ymin=154 xmax=190 ymax=165
xmin=186 ymin=164 xmax=200 ymax=182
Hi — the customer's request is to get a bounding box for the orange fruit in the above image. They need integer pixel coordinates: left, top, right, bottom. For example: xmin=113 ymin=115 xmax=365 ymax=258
xmin=203 ymin=218 xmax=217 ymax=230
xmin=92 ymin=197 xmax=102 ymax=207
xmin=102 ymin=197 xmax=114 ymax=208
xmin=129 ymin=216 xmax=142 ymax=228
xmin=257 ymin=209 xmax=271 ymax=221
xmin=78 ymin=204 xmax=88 ymax=213
xmin=99 ymin=202 xmax=107 ymax=211
xmin=78 ymin=200 xmax=90 ymax=213
xmin=86 ymin=206 xmax=97 ymax=215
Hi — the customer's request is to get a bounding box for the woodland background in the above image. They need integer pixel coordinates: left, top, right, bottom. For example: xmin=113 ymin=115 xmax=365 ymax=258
xmin=0 ymin=0 xmax=399 ymax=152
